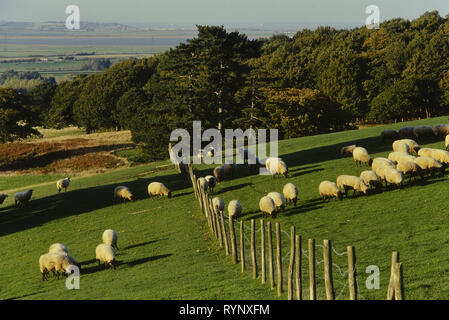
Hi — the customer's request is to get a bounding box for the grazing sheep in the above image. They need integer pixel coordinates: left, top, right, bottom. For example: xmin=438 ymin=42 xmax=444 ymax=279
xmin=433 ymin=124 xmax=449 ymax=137
xmin=227 ymin=200 xmax=242 ymax=219
xmin=388 ymin=152 xmax=416 ymax=164
xmin=372 ymin=157 xmax=395 ymax=172
xmin=352 ymin=147 xmax=373 ymax=167
xmin=417 ymin=147 xmax=434 ymax=158
xmin=212 ymin=197 xmax=225 ymax=214
xmin=392 ymin=141 xmax=410 ymax=154
xmin=267 ymin=192 xmax=285 ymax=211
xmin=398 ymin=126 xmax=415 ymax=139
xmin=223 ymin=163 xmax=237 ymax=176
xmin=393 ymin=139 xmax=420 ymax=154
xmin=197 ymin=177 xmax=208 ymax=193
xmin=48 ymin=243 xmax=69 ymax=254
xmin=336 ymin=175 xmax=369 ymax=197
xmin=95 ymin=244 xmax=116 ymax=270
xmin=14 ymin=189 xmax=33 ymax=206
xmin=205 ymin=175 xmax=217 ymax=193
xmin=0 ymin=193 xmax=8 ymax=205
xmin=102 ymin=229 xmax=118 ymax=250
xmin=39 ymin=252 xmax=80 ymax=281
xmin=283 ymin=183 xmax=298 ymax=206
xmin=383 ymin=167 xmax=404 ymax=189
xmin=265 ymin=157 xmax=281 ymax=170
xmin=380 ymin=130 xmax=400 ymax=142
xmin=340 ymin=144 xmax=358 ymax=155
xmin=318 ymin=181 xmax=342 ymax=201
xmin=413 ymin=125 xmax=434 ymax=140
xmin=114 ymin=186 xmax=134 ymax=202
xmin=57 ymin=178 xmax=71 ymax=192
xmin=148 ymin=182 xmax=172 ymax=199
xmin=417 ymin=148 xmax=449 ymax=167
xmin=259 ymin=196 xmax=276 ymax=218
xmin=213 ymin=166 xmax=224 ymax=182
xmin=360 ymin=170 xmax=382 ymax=190
xmin=446 ymin=135 xmax=449 ymax=151
xmin=268 ymin=158 xmax=288 ymax=178
xmin=414 ymin=156 xmax=444 ymax=177
xmin=396 ymin=160 xmax=424 ymax=182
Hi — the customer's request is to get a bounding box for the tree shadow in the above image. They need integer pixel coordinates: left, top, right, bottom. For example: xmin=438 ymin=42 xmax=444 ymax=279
xmin=125 ymin=254 xmax=172 ymax=267
xmin=122 ymin=239 xmax=166 ymax=250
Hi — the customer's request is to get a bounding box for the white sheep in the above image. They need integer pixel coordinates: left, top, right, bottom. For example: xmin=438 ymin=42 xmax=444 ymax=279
xmin=114 ymin=186 xmax=134 ymax=202
xmin=227 ymin=200 xmax=242 ymax=219
xmin=340 ymin=144 xmax=357 ymax=155
xmin=48 ymin=243 xmax=69 ymax=254
xmin=56 ymin=178 xmax=71 ymax=192
xmin=318 ymin=181 xmax=342 ymax=201
xmin=212 ymin=197 xmax=225 ymax=214
xmin=429 ymin=149 xmax=449 ymax=167
xmin=102 ymin=229 xmax=118 ymax=250
xmin=413 ymin=125 xmax=434 ymax=140
xmin=414 ymin=156 xmax=444 ymax=176
xmin=380 ymin=130 xmax=399 ymax=142
xmin=14 ymin=189 xmax=33 ymax=206
xmin=352 ymin=147 xmax=372 ymax=167
xmin=148 ymin=182 xmax=172 ymax=199
xmin=213 ymin=166 xmax=224 ymax=182
xmin=360 ymin=170 xmax=382 ymax=190
xmin=95 ymin=243 xmax=116 ymax=270
xmin=383 ymin=167 xmax=404 ymax=189
xmin=393 ymin=139 xmax=420 ymax=154
xmin=0 ymin=193 xmax=8 ymax=205
xmin=267 ymin=158 xmax=288 ymax=178
xmin=392 ymin=141 xmax=410 ymax=154
xmin=433 ymin=124 xmax=449 ymax=137
xmin=39 ymin=252 xmax=80 ymax=281
xmin=259 ymin=196 xmax=276 ymax=218
xmin=205 ymin=175 xmax=216 ymax=193
xmin=396 ymin=160 xmax=424 ymax=182
xmin=336 ymin=175 xmax=369 ymax=197
xmin=267 ymin=192 xmax=285 ymax=211
xmin=197 ymin=177 xmax=208 ymax=193
xmin=283 ymin=183 xmax=298 ymax=206
xmin=445 ymin=134 xmax=449 ymax=151
xmin=388 ymin=152 xmax=416 ymax=164
xmin=371 ymin=157 xmax=395 ymax=172
xmin=398 ymin=126 xmax=415 ymax=139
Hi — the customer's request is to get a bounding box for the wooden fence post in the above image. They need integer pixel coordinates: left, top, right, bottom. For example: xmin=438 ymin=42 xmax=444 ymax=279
xmin=347 ymin=246 xmax=357 ymax=300
xmin=214 ymin=203 xmax=223 ymax=247
xmin=260 ymin=219 xmax=266 ymax=284
xmin=228 ymin=216 xmax=238 ymax=264
xmin=387 ymin=251 xmax=399 ymax=300
xmin=276 ymin=222 xmax=282 ymax=297
xmin=287 ymin=226 xmax=295 ymax=300
xmin=308 ymin=238 xmax=316 ymax=300
xmin=267 ymin=221 xmax=275 ymax=289
xmin=251 ymin=219 xmax=257 ymax=279
xmin=393 ymin=262 xmax=404 ymax=300
xmin=240 ymin=220 xmax=245 ymax=272
xmin=323 ymin=239 xmax=335 ymax=300
xmin=295 ymin=235 xmax=302 ymax=300
xmin=220 ymin=211 xmax=230 ymax=256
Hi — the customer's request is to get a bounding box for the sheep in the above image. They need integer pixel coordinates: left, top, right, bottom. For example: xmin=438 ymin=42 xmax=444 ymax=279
xmin=259 ymin=196 xmax=276 ymax=218
xmin=0 ymin=193 xmax=8 ymax=205
xmin=102 ymin=229 xmax=118 ymax=250
xmin=265 ymin=157 xmax=281 ymax=170
xmin=417 ymin=148 xmax=434 ymax=158
xmin=267 ymin=192 xmax=285 ymax=211
xmin=147 ymin=182 xmax=172 ymax=199
xmin=39 ymin=252 xmax=80 ymax=281
xmin=197 ymin=177 xmax=208 ymax=193
xmin=340 ymin=144 xmax=358 ymax=155
xmin=417 ymin=148 xmax=449 ymax=167
xmin=212 ymin=197 xmax=225 ymax=214
xmin=95 ymin=244 xmax=116 ymax=270
xmin=393 ymin=139 xmax=420 ymax=154
xmin=396 ymin=160 xmax=424 ymax=182
xmin=383 ymin=167 xmax=404 ymax=189
xmin=14 ymin=189 xmax=33 ymax=206
xmin=336 ymin=175 xmax=369 ymax=197
xmin=413 ymin=125 xmax=434 ymax=140
xmin=227 ymin=200 xmax=242 ymax=219
xmin=205 ymin=175 xmax=216 ymax=193
xmin=318 ymin=181 xmax=342 ymax=201
xmin=392 ymin=141 xmax=410 ymax=154
xmin=446 ymin=134 xmax=449 ymax=151
xmin=114 ymin=186 xmax=134 ymax=203
xmin=56 ymin=178 xmax=71 ymax=192
xmin=197 ymin=147 xmax=215 ymax=162
xmin=49 ymin=243 xmax=69 ymax=254
xmin=360 ymin=170 xmax=382 ymax=190
xmin=223 ymin=163 xmax=237 ymax=176
xmin=372 ymin=157 xmax=395 ymax=172
xmin=380 ymin=130 xmax=400 ymax=142
xmin=433 ymin=124 xmax=449 ymax=137
xmin=414 ymin=156 xmax=444 ymax=177
xmin=213 ymin=166 xmax=224 ymax=182
xmin=283 ymin=183 xmax=298 ymax=206
xmin=352 ymin=147 xmax=372 ymax=167
xmin=268 ymin=158 xmax=288 ymax=178
xmin=388 ymin=152 xmax=416 ymax=165
xmin=398 ymin=126 xmax=415 ymax=139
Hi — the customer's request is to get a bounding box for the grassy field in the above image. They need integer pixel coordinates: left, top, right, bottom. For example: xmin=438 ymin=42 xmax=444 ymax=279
xmin=1 ymin=116 xmax=449 ymax=299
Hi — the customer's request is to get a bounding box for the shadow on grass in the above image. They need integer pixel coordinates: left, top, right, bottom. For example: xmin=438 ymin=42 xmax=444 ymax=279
xmin=215 ymin=183 xmax=253 ymax=195
xmin=123 ymin=239 xmax=166 ymax=250
xmin=0 ymin=171 xmax=192 ymax=237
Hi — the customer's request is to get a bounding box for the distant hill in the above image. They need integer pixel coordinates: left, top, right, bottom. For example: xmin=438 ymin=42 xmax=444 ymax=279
xmin=0 ymin=21 xmax=142 ymax=33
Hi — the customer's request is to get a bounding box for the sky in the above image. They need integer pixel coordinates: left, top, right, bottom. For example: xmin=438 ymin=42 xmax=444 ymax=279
xmin=0 ymin=0 xmax=448 ymax=29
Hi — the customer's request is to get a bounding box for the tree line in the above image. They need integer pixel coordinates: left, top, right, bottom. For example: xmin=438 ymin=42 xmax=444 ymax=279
xmin=1 ymin=11 xmax=448 ymax=160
